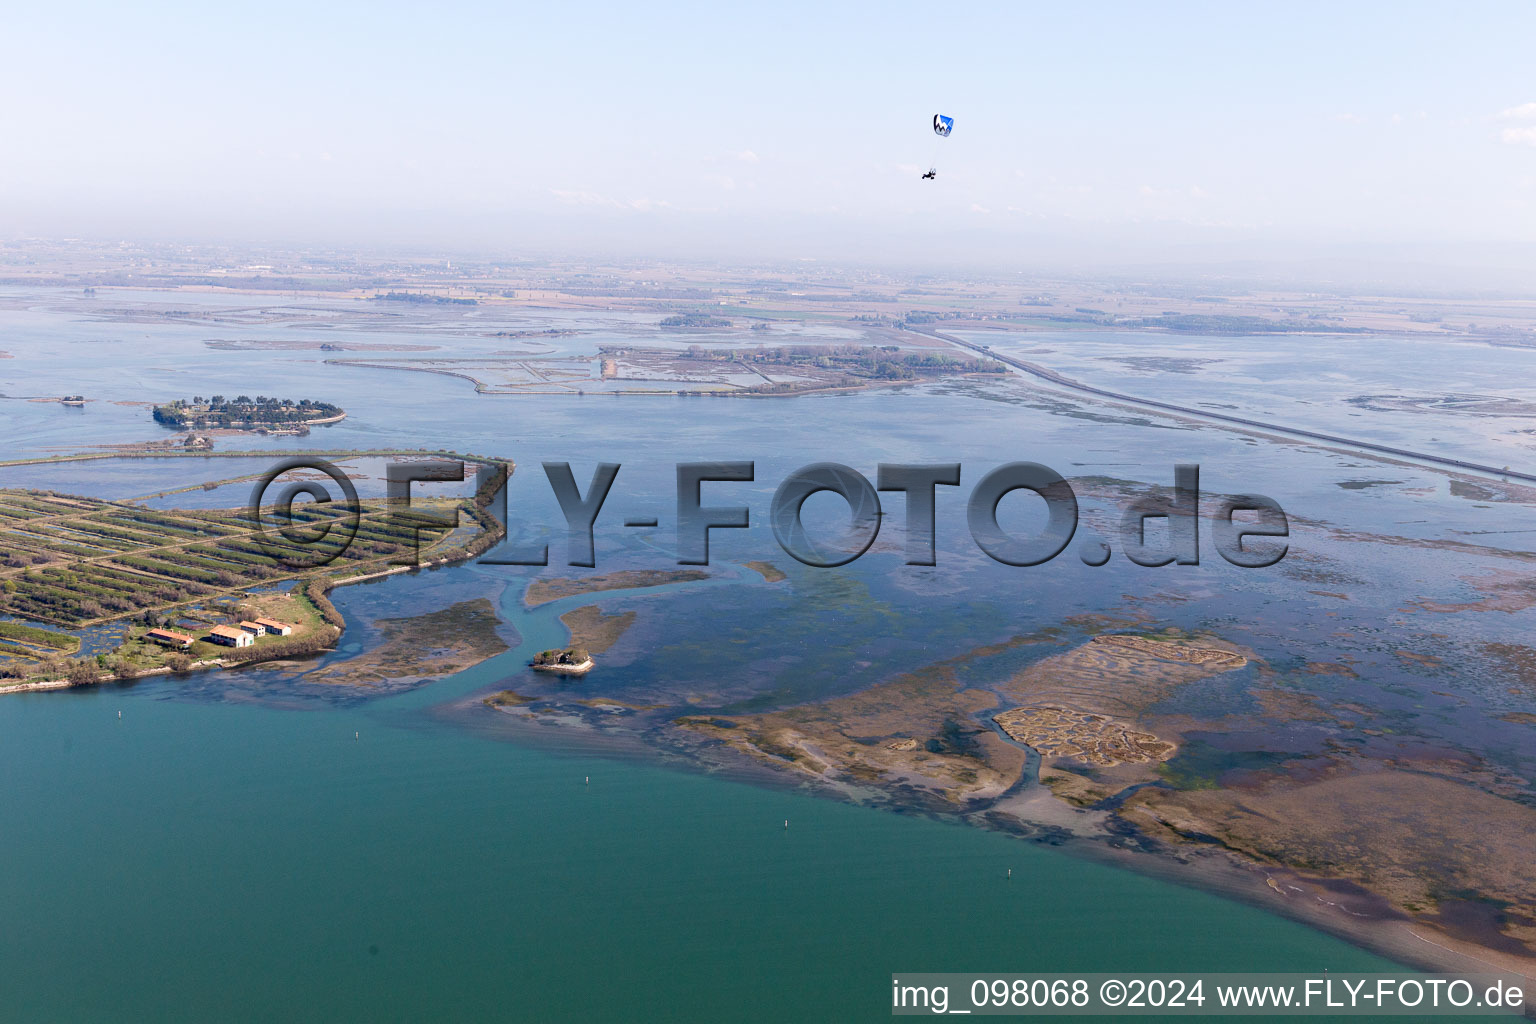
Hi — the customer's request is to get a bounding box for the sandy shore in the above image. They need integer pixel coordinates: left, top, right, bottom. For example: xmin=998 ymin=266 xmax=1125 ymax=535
xmin=1089 ymin=834 xmax=1536 ymax=1002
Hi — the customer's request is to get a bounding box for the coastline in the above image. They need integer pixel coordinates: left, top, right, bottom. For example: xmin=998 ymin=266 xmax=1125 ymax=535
xmin=484 ymin=652 xmax=1536 ymax=996
xmin=1061 ymin=822 xmax=1536 ymax=996
xmin=998 ymin=787 xmax=1536 ymax=991
xmin=647 ymin=705 xmax=1536 ymax=995
xmin=0 ymin=445 xmax=500 ymax=470
xmin=0 ymin=657 xmax=226 ymax=696
xmin=639 ymin=625 xmax=1536 ymax=990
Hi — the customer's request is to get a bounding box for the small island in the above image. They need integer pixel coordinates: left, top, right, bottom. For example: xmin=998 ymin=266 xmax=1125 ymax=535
xmin=530 ymin=647 xmax=593 ymax=675
xmin=524 ymin=569 xmax=709 ymax=607
xmin=659 ymin=313 xmax=731 ymax=329
xmin=152 ymin=395 xmax=344 ymax=432
xmin=376 ymin=291 xmax=476 ymax=306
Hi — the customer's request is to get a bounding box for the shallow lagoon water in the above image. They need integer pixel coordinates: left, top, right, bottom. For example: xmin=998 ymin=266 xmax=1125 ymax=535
xmin=1 ymin=290 xmax=1533 ymax=1020
xmin=950 ymin=328 xmax=1536 ymax=465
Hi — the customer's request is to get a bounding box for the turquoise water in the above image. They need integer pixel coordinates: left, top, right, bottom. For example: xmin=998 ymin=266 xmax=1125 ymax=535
xmin=1 ymin=678 xmax=1402 ymax=1023
xmin=0 ymin=572 xmax=1433 ymax=1022
xmin=2 ymin=289 xmax=1532 ymax=1020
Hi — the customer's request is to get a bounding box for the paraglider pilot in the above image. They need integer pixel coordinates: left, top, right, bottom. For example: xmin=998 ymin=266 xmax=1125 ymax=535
xmin=923 ymin=115 xmax=952 ymax=181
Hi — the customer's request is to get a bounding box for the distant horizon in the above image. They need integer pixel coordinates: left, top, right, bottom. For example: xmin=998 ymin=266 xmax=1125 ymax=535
xmin=3 ymin=1 xmax=1534 ymax=279
xmin=3 ymin=234 xmax=1536 ymax=297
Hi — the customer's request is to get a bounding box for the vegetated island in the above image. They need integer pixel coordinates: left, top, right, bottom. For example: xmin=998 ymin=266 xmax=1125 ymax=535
xmin=152 ymin=394 xmax=344 ymax=433
xmin=530 ymin=646 xmax=592 ymax=675
xmin=301 ymin=598 xmax=511 ymax=691
xmin=606 ymin=342 xmax=1009 ymax=396
xmin=558 ymin=605 xmax=635 ymax=655
xmin=659 ymin=313 xmax=732 ymax=329
xmin=0 ymin=456 xmax=509 ymax=693
xmin=325 ymin=341 xmax=1010 ymax=400
xmin=375 ymin=291 xmax=476 ymax=306
xmin=745 ymin=560 xmax=786 ymax=583
xmin=524 ymin=569 xmax=709 ymax=606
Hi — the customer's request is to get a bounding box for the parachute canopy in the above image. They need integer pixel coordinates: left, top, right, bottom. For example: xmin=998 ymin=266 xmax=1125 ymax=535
xmin=933 ymin=114 xmax=954 ymax=137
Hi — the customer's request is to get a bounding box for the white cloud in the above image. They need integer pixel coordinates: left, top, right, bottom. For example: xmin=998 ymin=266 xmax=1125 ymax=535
xmin=735 ymin=149 xmax=759 ymax=163
xmin=552 ymin=189 xmax=624 ymax=208
xmin=550 ymin=190 xmax=670 ymax=210
xmin=970 ymin=203 xmax=991 ymax=213
xmin=1498 ymin=102 xmax=1536 ymax=120
xmin=1502 ymin=126 xmax=1536 ymax=147
xmin=1137 ymin=183 xmax=1207 ymax=203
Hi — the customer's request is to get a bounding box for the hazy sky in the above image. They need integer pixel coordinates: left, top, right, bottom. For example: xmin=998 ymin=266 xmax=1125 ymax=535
xmin=4 ymin=1 xmax=1535 ymax=270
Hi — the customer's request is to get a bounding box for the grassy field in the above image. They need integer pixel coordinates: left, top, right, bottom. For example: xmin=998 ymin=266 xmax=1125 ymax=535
xmin=0 ymin=489 xmax=487 ymax=629
xmin=0 ymin=620 xmax=81 ymax=653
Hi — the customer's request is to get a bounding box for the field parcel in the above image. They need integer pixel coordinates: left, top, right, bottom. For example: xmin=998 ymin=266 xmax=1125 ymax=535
xmin=0 ymin=475 xmax=503 ymax=685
